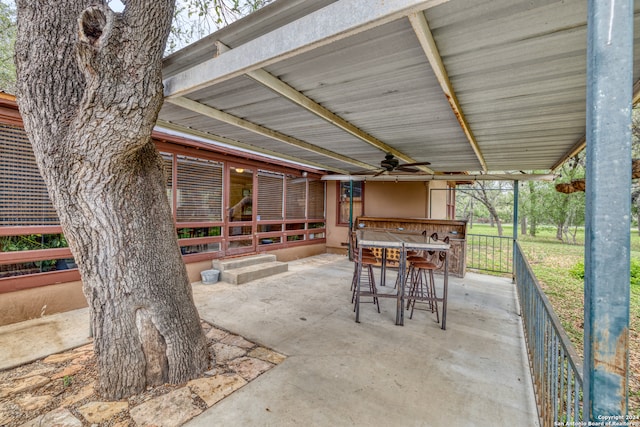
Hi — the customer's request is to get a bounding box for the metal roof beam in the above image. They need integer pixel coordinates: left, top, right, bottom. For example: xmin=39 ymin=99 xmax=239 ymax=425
xmin=163 ymin=0 xmax=450 ymax=98
xmin=156 ymin=120 xmax=350 ymax=174
xmin=247 ymin=68 xmax=433 ymax=172
xmin=212 ymin=41 xmax=433 ymax=173
xmin=166 ymin=96 xmax=378 ymax=172
xmin=321 ymin=173 xmax=556 ymax=181
xmin=408 ymin=11 xmax=488 ymax=172
xmin=550 ymin=135 xmax=585 ymax=171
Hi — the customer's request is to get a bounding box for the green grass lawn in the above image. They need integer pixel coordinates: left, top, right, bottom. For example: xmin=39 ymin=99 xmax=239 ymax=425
xmin=467 ymin=223 xmax=640 ymax=413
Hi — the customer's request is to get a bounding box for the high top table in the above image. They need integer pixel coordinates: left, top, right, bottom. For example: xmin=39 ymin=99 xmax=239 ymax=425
xmin=355 ymin=229 xmax=450 ymax=329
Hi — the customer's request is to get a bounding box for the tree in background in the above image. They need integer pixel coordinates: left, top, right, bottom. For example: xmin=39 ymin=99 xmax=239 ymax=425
xmin=547 ymin=155 xmax=585 ymax=243
xmin=0 ymin=0 xmax=273 ymax=91
xmin=168 ymin=0 xmax=274 ymax=53
xmin=517 ymin=176 xmax=547 ymax=237
xmin=457 ymin=181 xmax=514 ymax=236
xmin=0 ymin=0 xmax=15 ymax=93
xmin=14 ymin=0 xmax=211 ymax=400
xmin=456 ymin=169 xmax=587 ymax=244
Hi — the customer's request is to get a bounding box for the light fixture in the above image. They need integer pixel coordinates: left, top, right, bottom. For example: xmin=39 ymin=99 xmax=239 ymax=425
xmin=235 ymin=168 xmax=244 ymax=173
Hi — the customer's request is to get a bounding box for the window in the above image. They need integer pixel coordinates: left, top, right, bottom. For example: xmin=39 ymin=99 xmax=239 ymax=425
xmin=337 ymin=181 xmax=363 ymax=226
xmin=307 ymin=180 xmax=325 ymax=219
xmin=161 ymin=152 xmax=174 ymax=213
xmin=257 ymin=171 xmax=284 ymax=220
xmin=285 ymin=176 xmax=306 ymax=219
xmin=0 ymin=117 xmax=328 ymax=286
xmin=0 ymin=124 xmax=58 ymax=226
xmin=176 ymin=156 xmax=223 ymax=222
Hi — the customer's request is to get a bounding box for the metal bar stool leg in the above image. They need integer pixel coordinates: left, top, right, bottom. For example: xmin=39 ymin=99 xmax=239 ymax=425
xmin=409 ymin=266 xmax=429 ymax=319
xmin=428 ymin=269 xmax=439 ymax=323
xmin=354 ymin=256 xmax=380 ymax=314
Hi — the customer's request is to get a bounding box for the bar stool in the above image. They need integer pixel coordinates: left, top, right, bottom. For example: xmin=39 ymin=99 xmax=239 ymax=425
xmin=405 ymin=235 xmax=448 ymax=322
xmin=349 ymin=231 xmax=377 ymax=296
xmin=395 ymin=233 xmax=438 ymax=291
xmin=352 ymin=250 xmax=381 ymax=313
xmin=350 ymin=247 xmax=375 ymax=295
xmin=349 ymin=232 xmax=380 ymax=313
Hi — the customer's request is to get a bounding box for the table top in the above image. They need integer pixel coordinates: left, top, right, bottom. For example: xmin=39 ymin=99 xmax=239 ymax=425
xmin=356 ymin=229 xmax=450 ymax=251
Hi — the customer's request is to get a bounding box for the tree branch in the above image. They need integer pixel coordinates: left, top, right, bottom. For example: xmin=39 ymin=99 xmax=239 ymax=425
xmin=124 ymin=0 xmax=174 ymax=56
xmin=71 ymin=0 xmax=174 ymax=158
xmin=15 ymin=0 xmax=89 ymax=147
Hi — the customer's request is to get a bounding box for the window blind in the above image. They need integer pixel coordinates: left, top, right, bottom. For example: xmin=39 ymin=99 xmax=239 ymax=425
xmin=0 ymin=124 xmax=59 ymax=226
xmin=257 ymin=171 xmax=284 ymax=220
xmin=176 ymin=155 xmax=223 ymax=222
xmin=285 ymin=176 xmax=306 ymax=219
xmin=307 ymin=180 xmax=325 ymax=219
xmin=161 ymin=152 xmax=174 ymax=212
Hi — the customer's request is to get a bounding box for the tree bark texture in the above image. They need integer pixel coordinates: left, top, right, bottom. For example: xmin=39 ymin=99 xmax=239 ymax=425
xmin=14 ymin=0 xmax=209 ymax=399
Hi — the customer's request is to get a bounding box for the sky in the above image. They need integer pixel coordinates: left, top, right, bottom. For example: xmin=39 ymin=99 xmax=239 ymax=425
xmin=109 ymin=1 xmax=124 ymax=12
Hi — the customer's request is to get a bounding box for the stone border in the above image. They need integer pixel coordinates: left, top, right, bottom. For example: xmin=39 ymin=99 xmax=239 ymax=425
xmin=0 ymin=321 xmax=286 ymax=427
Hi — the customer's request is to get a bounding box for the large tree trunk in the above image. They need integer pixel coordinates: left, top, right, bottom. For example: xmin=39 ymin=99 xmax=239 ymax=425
xmin=555 ymin=196 xmax=570 ymax=242
xmin=14 ymin=1 xmax=209 ymax=399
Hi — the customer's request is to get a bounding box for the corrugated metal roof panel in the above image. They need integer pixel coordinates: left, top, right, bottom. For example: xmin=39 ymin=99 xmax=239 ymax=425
xmin=162 ymin=0 xmax=338 ymax=78
xmin=159 ymin=0 xmax=640 ymax=176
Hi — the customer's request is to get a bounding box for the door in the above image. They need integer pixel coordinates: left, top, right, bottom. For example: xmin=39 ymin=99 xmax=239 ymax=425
xmin=226 ymin=165 xmax=255 ymax=255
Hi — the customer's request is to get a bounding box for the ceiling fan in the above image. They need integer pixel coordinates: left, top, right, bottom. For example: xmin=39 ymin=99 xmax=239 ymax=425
xmin=352 ymin=153 xmax=431 ymax=177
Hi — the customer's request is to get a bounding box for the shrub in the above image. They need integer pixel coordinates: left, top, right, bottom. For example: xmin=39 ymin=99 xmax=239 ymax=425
xmin=570 ymin=259 xmax=640 ymax=288
xmin=569 ymin=261 xmax=584 ymax=280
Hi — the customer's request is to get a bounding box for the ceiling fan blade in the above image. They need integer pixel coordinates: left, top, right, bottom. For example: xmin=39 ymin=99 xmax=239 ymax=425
xmin=373 ymin=169 xmax=388 ymax=177
xmin=396 ymin=166 xmax=420 ymax=173
xmin=400 ymin=161 xmax=431 ymax=167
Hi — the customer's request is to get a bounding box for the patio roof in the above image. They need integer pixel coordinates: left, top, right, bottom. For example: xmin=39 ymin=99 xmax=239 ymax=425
xmin=159 ymin=0 xmax=640 ymax=176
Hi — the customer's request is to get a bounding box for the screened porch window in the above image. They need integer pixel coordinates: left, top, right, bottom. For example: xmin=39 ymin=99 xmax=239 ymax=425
xmin=175 ymin=155 xmax=223 ymax=222
xmin=0 ymin=124 xmax=58 ymax=226
xmin=285 ymin=176 xmax=306 ymax=219
xmin=257 ymin=171 xmax=284 ymax=221
xmin=307 ymin=180 xmax=325 ymax=219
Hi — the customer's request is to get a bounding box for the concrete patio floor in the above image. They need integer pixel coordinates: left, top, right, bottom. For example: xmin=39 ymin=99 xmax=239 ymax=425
xmin=0 ymin=253 xmax=539 ymax=426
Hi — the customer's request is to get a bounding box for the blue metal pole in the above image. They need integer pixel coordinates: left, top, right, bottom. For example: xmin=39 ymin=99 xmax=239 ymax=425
xmin=585 ymin=0 xmax=632 ymax=418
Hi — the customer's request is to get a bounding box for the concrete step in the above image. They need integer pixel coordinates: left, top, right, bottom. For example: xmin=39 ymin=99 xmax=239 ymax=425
xmin=219 ymin=260 xmax=288 ymax=285
xmin=213 ymin=254 xmax=277 ymax=272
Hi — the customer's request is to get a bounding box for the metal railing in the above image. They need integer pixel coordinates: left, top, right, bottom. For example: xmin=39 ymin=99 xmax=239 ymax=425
xmin=514 ymin=241 xmax=583 ymax=426
xmin=466 ymin=233 xmax=513 ymax=274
